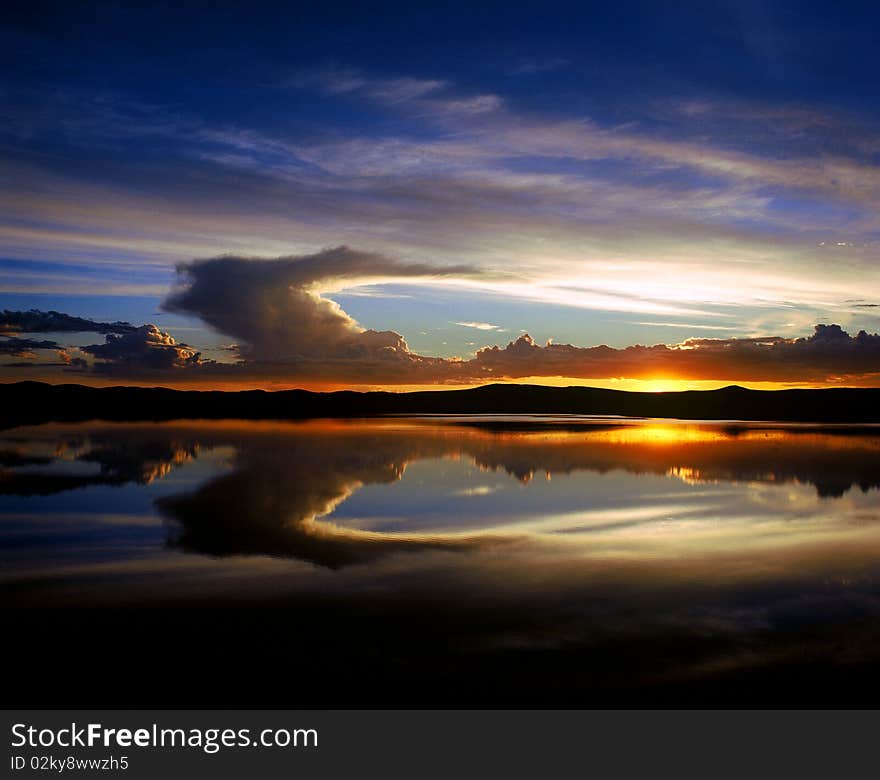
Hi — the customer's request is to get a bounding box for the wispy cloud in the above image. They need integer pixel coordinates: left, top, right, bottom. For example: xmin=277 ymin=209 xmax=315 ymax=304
xmin=629 ymin=321 xmax=742 ymax=331
xmin=3 ymin=68 xmax=880 ymax=331
xmin=287 ymin=67 xmax=448 ymax=104
xmin=454 ymin=485 xmax=500 ymax=496
xmin=452 ymin=321 xmax=503 ymax=331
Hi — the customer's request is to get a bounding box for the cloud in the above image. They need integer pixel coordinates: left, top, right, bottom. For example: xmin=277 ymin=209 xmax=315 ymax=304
xmin=5 ymin=67 xmax=880 ymax=336
xmin=288 ymin=67 xmax=447 ymax=104
xmin=0 ymin=335 xmax=86 ymax=368
xmin=5 ymin=248 xmax=880 ymax=385
xmin=454 ymin=485 xmax=500 ymax=497
xmin=6 ymin=84 xmax=880 ymax=321
xmin=470 ymin=324 xmax=880 ymax=383
xmin=365 ymin=77 xmax=449 ymax=105
xmin=160 ymin=258 xmax=880 ymax=382
xmin=287 ymin=66 xmax=502 ymax=120
xmin=0 ymin=309 xmax=137 ymax=335
xmin=81 ymin=324 xmax=201 ymax=372
xmin=161 ymin=246 xmax=475 ymax=363
xmin=0 ymin=337 xmax=62 ymax=357
xmin=453 ymin=321 xmax=502 ymax=331
xmin=436 ymin=94 xmax=503 ymax=115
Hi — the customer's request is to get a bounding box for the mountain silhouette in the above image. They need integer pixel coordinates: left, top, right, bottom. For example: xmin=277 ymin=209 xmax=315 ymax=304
xmin=2 ymin=380 xmax=880 ymax=425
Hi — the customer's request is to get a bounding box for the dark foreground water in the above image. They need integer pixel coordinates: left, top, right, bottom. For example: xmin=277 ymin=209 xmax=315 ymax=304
xmin=3 ymin=417 xmax=880 ymax=706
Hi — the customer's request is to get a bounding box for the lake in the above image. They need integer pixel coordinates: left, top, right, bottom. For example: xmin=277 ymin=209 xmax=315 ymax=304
xmin=3 ymin=417 xmax=880 ymax=705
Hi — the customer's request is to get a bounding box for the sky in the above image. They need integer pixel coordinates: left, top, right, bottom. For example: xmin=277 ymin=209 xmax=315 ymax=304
xmin=1 ymin=0 xmax=879 ymax=390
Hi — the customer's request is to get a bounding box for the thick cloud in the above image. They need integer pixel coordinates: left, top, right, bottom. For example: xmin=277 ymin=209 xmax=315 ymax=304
xmin=0 ymin=309 xmax=136 ymax=335
xmin=81 ymin=324 xmax=201 ymax=371
xmin=0 ymin=337 xmax=62 ymax=357
xmin=471 ymin=324 xmax=880 ymax=382
xmin=161 ymin=246 xmax=473 ymax=362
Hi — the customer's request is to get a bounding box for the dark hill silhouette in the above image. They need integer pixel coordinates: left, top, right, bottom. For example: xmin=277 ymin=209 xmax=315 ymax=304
xmin=2 ymin=381 xmax=880 ymax=425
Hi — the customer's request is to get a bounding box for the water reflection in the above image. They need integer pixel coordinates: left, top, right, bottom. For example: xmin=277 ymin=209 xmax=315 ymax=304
xmin=0 ymin=437 xmax=199 ymax=495
xmin=4 ymin=419 xmax=880 ymax=564
xmin=3 ymin=418 xmax=880 ymax=705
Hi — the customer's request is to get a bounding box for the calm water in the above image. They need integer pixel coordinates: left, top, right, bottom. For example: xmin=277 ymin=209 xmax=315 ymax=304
xmin=3 ymin=417 xmax=880 ymax=705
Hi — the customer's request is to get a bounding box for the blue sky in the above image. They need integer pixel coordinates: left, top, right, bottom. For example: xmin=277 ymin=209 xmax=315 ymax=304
xmin=1 ymin=1 xmax=879 ymax=387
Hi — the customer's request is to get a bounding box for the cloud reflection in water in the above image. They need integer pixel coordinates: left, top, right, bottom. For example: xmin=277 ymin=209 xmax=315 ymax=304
xmin=3 ymin=418 xmax=880 ymax=705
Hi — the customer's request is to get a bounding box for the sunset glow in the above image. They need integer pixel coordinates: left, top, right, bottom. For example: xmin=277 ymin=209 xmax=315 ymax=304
xmin=8 ymin=0 xmax=880 ymax=725
xmin=2 ymin=5 xmax=879 ymax=391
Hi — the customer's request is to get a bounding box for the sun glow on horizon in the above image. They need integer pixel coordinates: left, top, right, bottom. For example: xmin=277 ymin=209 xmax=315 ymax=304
xmin=5 ymin=373 xmax=874 ymax=393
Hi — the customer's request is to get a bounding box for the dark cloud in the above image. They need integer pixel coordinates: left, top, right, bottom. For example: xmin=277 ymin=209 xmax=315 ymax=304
xmin=162 ymin=246 xmax=475 ymax=363
xmin=80 ymin=324 xmax=202 ymax=372
xmin=0 ymin=309 xmax=136 ymax=335
xmin=56 ymin=349 xmax=88 ymax=367
xmin=177 ymin=322 xmax=880 ymax=385
xmin=467 ymin=324 xmax=880 ymax=383
xmin=0 ymin=337 xmax=62 ymax=357
xmin=0 ymin=336 xmax=86 ymax=368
